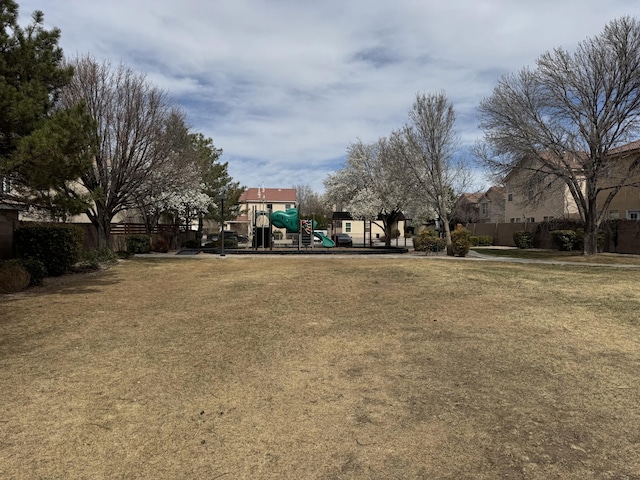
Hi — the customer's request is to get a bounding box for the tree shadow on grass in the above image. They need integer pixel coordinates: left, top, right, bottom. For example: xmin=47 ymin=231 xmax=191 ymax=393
xmin=7 ymin=268 xmax=123 ymax=298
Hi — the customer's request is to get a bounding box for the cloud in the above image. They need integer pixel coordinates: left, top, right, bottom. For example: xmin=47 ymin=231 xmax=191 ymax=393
xmin=19 ymin=0 xmax=640 ymax=192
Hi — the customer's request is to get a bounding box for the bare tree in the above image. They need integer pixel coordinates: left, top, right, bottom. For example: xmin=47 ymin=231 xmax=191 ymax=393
xmin=400 ymin=91 xmax=470 ymax=246
xmin=292 ymin=183 xmax=331 ymax=219
xmin=478 ymin=16 xmax=640 ymax=255
xmin=59 ymin=55 xmax=182 ymax=247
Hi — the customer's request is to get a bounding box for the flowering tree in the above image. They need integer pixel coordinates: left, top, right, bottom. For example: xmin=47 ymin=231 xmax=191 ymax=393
xmin=325 ymin=138 xmax=411 ymax=247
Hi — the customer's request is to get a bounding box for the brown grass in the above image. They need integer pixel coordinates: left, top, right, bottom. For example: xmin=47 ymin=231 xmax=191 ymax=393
xmin=1 ymin=256 xmax=640 ymax=479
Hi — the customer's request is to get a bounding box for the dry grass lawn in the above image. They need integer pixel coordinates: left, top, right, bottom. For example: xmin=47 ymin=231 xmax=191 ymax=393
xmin=1 ymin=255 xmax=640 ymax=479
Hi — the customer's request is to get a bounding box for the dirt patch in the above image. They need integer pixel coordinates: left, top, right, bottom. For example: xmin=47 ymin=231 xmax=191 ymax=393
xmin=1 ymin=257 xmax=639 ymax=479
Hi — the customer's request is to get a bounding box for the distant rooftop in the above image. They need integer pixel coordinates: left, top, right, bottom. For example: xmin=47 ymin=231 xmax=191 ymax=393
xmin=240 ymin=187 xmax=297 ymax=203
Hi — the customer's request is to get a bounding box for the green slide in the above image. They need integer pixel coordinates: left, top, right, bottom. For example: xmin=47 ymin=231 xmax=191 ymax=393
xmin=269 ymin=208 xmax=335 ymax=247
xmin=313 ymin=231 xmax=335 ymax=247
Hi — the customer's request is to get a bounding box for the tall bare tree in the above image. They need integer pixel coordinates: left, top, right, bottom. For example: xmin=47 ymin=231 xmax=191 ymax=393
xmin=400 ymin=91 xmax=470 ymax=246
xmin=59 ymin=55 xmax=182 ymax=247
xmin=478 ymin=16 xmax=640 ymax=255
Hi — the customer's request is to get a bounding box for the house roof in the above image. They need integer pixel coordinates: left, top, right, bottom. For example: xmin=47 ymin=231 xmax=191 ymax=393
xmin=239 ymin=188 xmax=297 ymax=203
xmin=332 ymin=211 xmax=353 ymax=220
xmin=609 ymin=140 xmax=640 ymax=156
xmin=458 ymin=193 xmax=483 ymax=204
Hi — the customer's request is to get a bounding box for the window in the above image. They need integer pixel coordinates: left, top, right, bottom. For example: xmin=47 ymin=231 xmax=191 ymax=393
xmin=266 ymin=203 xmax=273 ymax=211
xmin=627 ymin=210 xmax=640 ymax=221
xmin=285 ymin=204 xmax=291 ymax=210
xmin=543 ymin=216 xmax=554 ymax=222
xmin=481 ymin=203 xmax=489 ymax=216
xmin=526 ymin=217 xmax=535 ymax=223
xmin=345 ymin=222 xmax=351 ymax=233
xmin=508 ymin=193 xmax=513 ymax=202
xmin=609 ymin=210 xmax=620 ymax=220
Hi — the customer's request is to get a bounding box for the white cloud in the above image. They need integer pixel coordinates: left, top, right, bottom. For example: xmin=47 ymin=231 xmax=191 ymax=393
xmin=19 ymin=0 xmax=640 ymax=192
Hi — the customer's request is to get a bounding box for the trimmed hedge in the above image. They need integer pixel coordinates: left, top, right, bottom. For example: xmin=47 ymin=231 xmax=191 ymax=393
xmin=413 ymin=229 xmax=447 ymax=253
xmin=448 ymin=227 xmax=472 ymax=257
xmin=513 ymin=231 xmax=534 ymax=249
xmin=126 ymin=234 xmax=151 ymax=254
xmin=550 ymin=229 xmax=577 ymax=251
xmin=470 ymin=235 xmax=493 ymax=246
xmin=15 ymin=223 xmax=84 ymax=276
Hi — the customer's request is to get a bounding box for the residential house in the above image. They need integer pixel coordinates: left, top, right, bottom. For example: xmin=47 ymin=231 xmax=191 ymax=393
xmin=329 ymin=211 xmax=409 ymax=245
xmin=478 ymin=186 xmax=507 ymax=223
xmin=231 ymin=187 xmax=297 ymax=244
xmin=453 ymin=187 xmax=506 ymax=224
xmin=453 ymin=193 xmax=482 ymax=224
xmin=504 ymin=141 xmax=640 ymax=223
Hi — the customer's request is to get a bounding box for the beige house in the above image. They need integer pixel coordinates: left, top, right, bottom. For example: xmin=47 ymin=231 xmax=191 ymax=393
xmin=504 ymin=141 xmax=640 ymax=223
xmin=454 ymin=187 xmax=507 ymax=224
xmin=329 ymin=211 xmax=409 ymax=246
xmin=231 ymin=187 xmax=297 ymax=244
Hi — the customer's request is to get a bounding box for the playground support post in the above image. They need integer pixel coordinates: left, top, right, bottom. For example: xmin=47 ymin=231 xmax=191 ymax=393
xmin=218 ymin=195 xmax=225 ymax=257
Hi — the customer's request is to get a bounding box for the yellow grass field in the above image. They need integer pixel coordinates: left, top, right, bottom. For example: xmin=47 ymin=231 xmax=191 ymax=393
xmin=1 ymin=256 xmax=639 ymax=479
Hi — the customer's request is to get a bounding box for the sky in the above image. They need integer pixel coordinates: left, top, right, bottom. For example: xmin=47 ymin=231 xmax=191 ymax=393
xmin=19 ymin=0 xmax=640 ymax=193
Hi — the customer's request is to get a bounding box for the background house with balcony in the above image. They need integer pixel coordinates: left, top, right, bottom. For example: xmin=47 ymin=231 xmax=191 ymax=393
xmin=231 ymin=187 xmax=297 ymax=246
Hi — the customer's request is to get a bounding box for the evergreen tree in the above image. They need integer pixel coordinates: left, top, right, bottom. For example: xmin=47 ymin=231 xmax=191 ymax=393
xmin=0 ymin=1 xmax=92 ymax=216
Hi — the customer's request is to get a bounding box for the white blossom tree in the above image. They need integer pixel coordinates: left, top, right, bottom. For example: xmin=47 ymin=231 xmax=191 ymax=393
xmin=325 ymin=138 xmax=410 ymax=247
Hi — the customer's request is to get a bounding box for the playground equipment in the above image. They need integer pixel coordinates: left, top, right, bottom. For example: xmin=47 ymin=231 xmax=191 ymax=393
xmin=269 ymin=208 xmax=335 ymax=247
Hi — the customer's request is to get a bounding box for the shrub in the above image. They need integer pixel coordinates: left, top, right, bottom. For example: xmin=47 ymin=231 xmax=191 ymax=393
xmin=78 ymin=248 xmax=119 ymax=270
xmin=11 ymin=258 xmax=47 ymax=286
xmin=413 ymin=229 xmax=446 ymax=254
xmin=116 ymin=250 xmax=132 ymax=259
xmin=550 ymin=229 xmax=577 ymax=251
xmin=0 ymin=260 xmax=31 ymax=293
xmin=513 ymin=231 xmax=534 ymax=249
xmin=215 ymin=237 xmax=238 ymax=249
xmin=153 ymin=238 xmax=171 ymax=252
xmin=125 ymin=234 xmax=151 ymax=254
xmin=449 ymin=226 xmax=472 ymax=257
xmin=182 ymin=239 xmax=199 ymax=249
xmin=470 ymin=235 xmax=493 ymax=246
xmin=15 ymin=223 xmax=84 ymax=276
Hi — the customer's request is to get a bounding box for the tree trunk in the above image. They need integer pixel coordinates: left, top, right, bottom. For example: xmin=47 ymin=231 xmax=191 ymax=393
xmin=95 ymin=219 xmax=111 ymax=249
xmin=583 ymin=215 xmax=598 ymax=256
xmin=384 ymin=221 xmax=392 ymax=248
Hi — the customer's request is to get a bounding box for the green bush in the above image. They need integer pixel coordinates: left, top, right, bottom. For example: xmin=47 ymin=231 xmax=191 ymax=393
xmin=513 ymin=231 xmax=534 ymax=249
xmin=413 ymin=229 xmax=446 ymax=253
xmin=15 ymin=223 xmax=84 ymax=276
xmin=78 ymin=248 xmax=118 ymax=270
xmin=449 ymin=227 xmax=472 ymax=257
xmin=126 ymin=234 xmax=151 ymax=254
xmin=550 ymin=230 xmax=577 ymax=251
xmin=0 ymin=260 xmax=31 ymax=293
xmin=182 ymin=239 xmax=200 ymax=249
xmin=470 ymin=235 xmax=493 ymax=246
